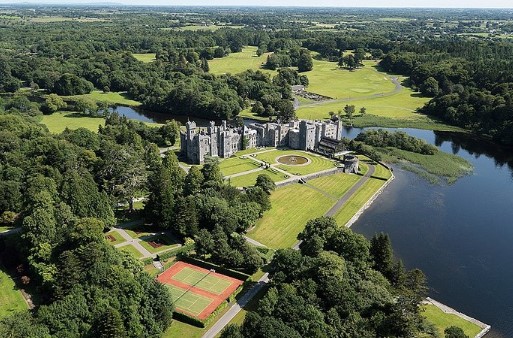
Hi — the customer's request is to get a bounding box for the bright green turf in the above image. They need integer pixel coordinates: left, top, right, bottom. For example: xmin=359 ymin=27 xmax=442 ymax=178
xmin=208 ymin=46 xmax=275 ymax=76
xmin=247 ymin=184 xmax=334 ymax=248
xmin=334 ymin=177 xmax=387 ymax=226
xmin=219 ymin=156 xmax=261 ymax=176
xmin=104 ymin=231 xmax=126 ymax=245
xmin=175 ymin=25 xmax=244 ymax=31
xmin=254 ymin=149 xmax=336 ymax=176
xmin=172 ymin=267 xmax=232 ymax=295
xmin=67 ymin=91 xmax=141 ymax=106
xmin=133 ymin=53 xmax=156 ymax=63
xmin=119 ymin=244 xmax=144 ymax=259
xmin=371 ymin=163 xmax=393 ymax=180
xmin=307 ymin=173 xmax=361 ymax=198
xmin=234 ymin=147 xmax=275 ymax=156
xmin=227 ymin=168 xmax=288 ymax=187
xmin=139 ymin=234 xmax=180 ymax=254
xmin=161 ymin=320 xmax=204 ymax=338
xmin=303 ymin=60 xmax=395 ymax=99
xmin=422 ymin=304 xmax=482 ymax=338
xmin=124 ymin=228 xmax=154 ymax=239
xmin=40 ymin=112 xmax=104 ymax=133
xmin=0 ymin=268 xmax=27 ymax=318
xmin=167 ymin=284 xmax=213 ymax=316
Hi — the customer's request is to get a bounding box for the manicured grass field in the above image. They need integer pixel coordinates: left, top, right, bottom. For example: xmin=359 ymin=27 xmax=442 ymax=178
xmin=307 ymin=173 xmax=361 ymax=198
xmin=247 ymin=184 xmax=335 ymax=248
xmin=209 ymin=46 xmax=275 ymax=76
xmin=255 ymin=149 xmax=337 ymax=176
xmin=333 ymin=177 xmax=387 ymax=226
xmin=133 ymin=53 xmax=156 ymax=63
xmin=422 ymin=304 xmax=482 ymax=338
xmin=0 ymin=268 xmax=27 ymax=318
xmin=104 ymin=231 xmax=126 ymax=245
xmin=67 ymin=91 xmax=141 ymax=106
xmin=139 ymin=234 xmax=181 ymax=254
xmin=125 ymin=228 xmax=154 ymax=239
xmin=172 ymin=267 xmax=232 ymax=295
xmin=119 ymin=244 xmax=144 ymax=259
xmin=167 ymin=284 xmax=213 ymax=316
xmin=371 ymin=163 xmax=393 ymax=180
xmin=304 ymin=60 xmax=395 ymax=99
xmin=161 ymin=320 xmax=203 ymax=338
xmin=219 ymin=156 xmax=261 ymax=176
xmin=40 ymin=112 xmax=104 ymax=133
xmin=227 ymin=168 xmax=288 ymax=187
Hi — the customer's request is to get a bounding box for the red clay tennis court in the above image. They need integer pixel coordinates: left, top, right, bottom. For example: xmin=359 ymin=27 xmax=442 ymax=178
xmin=157 ymin=261 xmax=243 ymax=320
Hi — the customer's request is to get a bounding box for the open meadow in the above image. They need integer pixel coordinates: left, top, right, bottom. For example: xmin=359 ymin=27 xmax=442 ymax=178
xmin=40 ymin=112 xmax=104 ymax=133
xmin=422 ymin=304 xmax=482 ymax=338
xmin=0 ymin=268 xmax=27 ymax=318
xmin=66 ymin=91 xmax=141 ymax=107
xmin=208 ymin=46 xmax=275 ymax=76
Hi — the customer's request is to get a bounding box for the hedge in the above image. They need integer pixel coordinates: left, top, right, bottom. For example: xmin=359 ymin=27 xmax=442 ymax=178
xmin=178 ymin=256 xmax=250 ymax=281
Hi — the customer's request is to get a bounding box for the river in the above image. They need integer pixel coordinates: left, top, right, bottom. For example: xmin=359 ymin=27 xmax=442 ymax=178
xmin=119 ymin=107 xmax=513 ymax=337
xmin=344 ymin=127 xmax=513 ymax=338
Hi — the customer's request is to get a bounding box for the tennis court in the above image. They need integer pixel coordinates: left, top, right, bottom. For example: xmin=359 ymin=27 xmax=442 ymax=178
xmin=158 ymin=261 xmax=244 ymax=320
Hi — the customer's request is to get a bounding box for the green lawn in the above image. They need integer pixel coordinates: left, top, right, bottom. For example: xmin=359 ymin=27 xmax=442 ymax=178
xmin=119 ymin=244 xmax=144 ymax=259
xmin=162 ymin=320 xmax=204 ymax=338
xmin=133 ymin=53 xmax=156 ymax=63
xmin=333 ymin=177 xmax=387 ymax=226
xmin=303 ymin=60 xmax=395 ymax=99
xmin=0 ymin=268 xmax=28 ymax=318
xmin=0 ymin=226 xmax=15 ymax=233
xmin=255 ymin=149 xmax=337 ymax=176
xmin=227 ymin=168 xmax=288 ymax=187
xmin=422 ymin=304 xmax=483 ymax=338
xmin=247 ymin=184 xmax=335 ymax=248
xmin=104 ymin=231 xmax=126 ymax=246
xmin=209 ymin=46 xmax=275 ymax=76
xmin=175 ymin=24 xmax=244 ymax=31
xmin=307 ymin=173 xmax=361 ymax=198
xmin=40 ymin=112 xmax=105 ymax=133
xmin=139 ymin=234 xmax=181 ymax=254
xmin=67 ymin=91 xmax=141 ymax=107
xmin=219 ymin=156 xmax=261 ymax=176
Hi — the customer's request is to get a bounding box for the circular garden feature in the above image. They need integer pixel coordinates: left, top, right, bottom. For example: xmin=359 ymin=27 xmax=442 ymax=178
xmin=276 ymin=154 xmax=311 ymax=166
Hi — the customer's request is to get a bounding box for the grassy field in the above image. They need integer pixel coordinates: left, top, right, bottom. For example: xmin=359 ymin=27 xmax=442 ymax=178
xmin=40 ymin=112 xmax=104 ymax=133
xmin=133 ymin=53 xmax=156 ymax=63
xmin=227 ymin=168 xmax=287 ymax=187
xmin=139 ymin=234 xmax=181 ymax=254
xmin=345 ymin=113 xmax=463 ymax=131
xmin=371 ymin=163 xmax=393 ymax=180
xmin=209 ymin=46 xmax=275 ymax=76
xmin=67 ymin=91 xmax=141 ymax=106
xmin=119 ymin=244 xmax=144 ymax=259
xmin=175 ymin=25 xmax=244 ymax=31
xmin=255 ymin=149 xmax=337 ymax=176
xmin=247 ymin=184 xmax=335 ymax=248
xmin=0 ymin=268 xmax=28 ymax=318
xmin=307 ymin=173 xmax=361 ymax=198
xmin=333 ymin=176 xmax=387 ymax=226
xmin=104 ymin=231 xmax=126 ymax=246
xmin=219 ymin=156 xmax=261 ymax=176
xmin=167 ymin=284 xmax=212 ymax=317
xmin=422 ymin=304 xmax=483 ymax=338
xmin=304 ymin=60 xmax=395 ymax=99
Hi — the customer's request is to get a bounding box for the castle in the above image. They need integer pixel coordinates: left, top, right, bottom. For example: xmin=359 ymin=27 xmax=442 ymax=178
xmin=180 ymin=119 xmax=343 ymax=164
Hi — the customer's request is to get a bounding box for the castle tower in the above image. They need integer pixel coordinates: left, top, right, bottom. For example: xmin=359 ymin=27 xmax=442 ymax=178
xmin=336 ymin=118 xmax=343 ymax=141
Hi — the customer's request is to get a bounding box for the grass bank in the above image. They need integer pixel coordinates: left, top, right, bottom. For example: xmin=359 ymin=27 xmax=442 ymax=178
xmin=40 ymin=112 xmax=105 ymax=133
xmin=378 ymin=148 xmax=472 ymax=184
xmin=0 ymin=267 xmax=28 ymax=318
xmin=422 ymin=304 xmax=482 ymax=338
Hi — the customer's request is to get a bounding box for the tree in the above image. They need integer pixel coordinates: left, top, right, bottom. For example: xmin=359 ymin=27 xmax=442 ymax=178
xmin=201 ymin=157 xmax=223 ymax=188
xmin=95 ymin=307 xmax=126 ymax=338
xmin=43 ymin=94 xmax=67 ymax=114
xmin=75 ymin=98 xmax=98 ymax=116
xmin=255 ymin=174 xmax=275 ymax=194
xmin=297 ymin=50 xmax=313 ymax=72
xmin=344 ymin=104 xmax=355 ymax=120
xmin=359 ymin=107 xmax=366 ymax=115
xmin=184 ymin=166 xmax=204 ymax=196
xmin=370 ymin=233 xmax=394 ymax=280
xmin=445 ymin=326 xmax=469 ymax=338
xmin=200 ymin=58 xmax=210 ymax=72
xmin=340 ymin=54 xmax=357 ymax=70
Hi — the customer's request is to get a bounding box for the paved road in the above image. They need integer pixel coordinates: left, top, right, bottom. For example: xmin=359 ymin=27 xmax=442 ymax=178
xmin=325 ymin=164 xmax=375 ymax=217
xmin=202 ymin=273 xmax=270 ymax=338
xmin=112 ymin=228 xmax=154 ymax=259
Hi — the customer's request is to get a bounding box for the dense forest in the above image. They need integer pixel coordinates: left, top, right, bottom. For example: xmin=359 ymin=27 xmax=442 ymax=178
xmin=0 ymin=6 xmax=512 ymax=141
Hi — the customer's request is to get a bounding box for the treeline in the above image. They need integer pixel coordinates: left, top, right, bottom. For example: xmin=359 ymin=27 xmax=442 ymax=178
xmin=144 ymin=156 xmax=275 ymax=273
xmin=221 ymin=217 xmax=438 ymax=337
xmin=0 ymin=113 xmax=174 ymax=337
xmin=355 ymin=129 xmax=438 ymax=155
xmin=379 ymin=40 xmax=513 ymax=145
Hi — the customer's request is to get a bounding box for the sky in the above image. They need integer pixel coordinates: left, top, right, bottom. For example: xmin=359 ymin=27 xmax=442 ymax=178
xmin=2 ymin=0 xmax=513 ymax=8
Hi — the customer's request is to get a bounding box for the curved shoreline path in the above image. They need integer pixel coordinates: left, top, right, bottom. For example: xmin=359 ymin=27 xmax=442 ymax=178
xmin=203 ymin=164 xmax=379 ymax=338
xmin=297 ymin=76 xmax=402 ymax=109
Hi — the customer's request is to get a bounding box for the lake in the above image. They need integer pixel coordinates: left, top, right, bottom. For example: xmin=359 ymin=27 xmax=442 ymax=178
xmin=344 ymin=126 xmax=513 ymax=338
